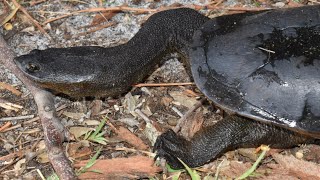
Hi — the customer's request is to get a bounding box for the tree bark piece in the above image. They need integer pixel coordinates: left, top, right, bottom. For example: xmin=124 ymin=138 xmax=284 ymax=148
xmin=0 ymin=36 xmax=77 ymax=180
xmin=75 ymin=156 xmax=161 ymax=179
xmin=272 ymin=154 xmax=320 ymax=179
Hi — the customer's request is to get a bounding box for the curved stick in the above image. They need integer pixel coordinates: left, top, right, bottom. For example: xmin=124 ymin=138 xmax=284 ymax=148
xmin=0 ymin=36 xmax=77 ymax=180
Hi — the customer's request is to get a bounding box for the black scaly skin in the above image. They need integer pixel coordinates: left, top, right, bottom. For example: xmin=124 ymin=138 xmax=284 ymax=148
xmin=154 ymin=116 xmax=319 ymax=169
xmin=15 ymin=8 xmax=209 ymax=97
xmin=14 ymin=7 xmax=320 ymax=169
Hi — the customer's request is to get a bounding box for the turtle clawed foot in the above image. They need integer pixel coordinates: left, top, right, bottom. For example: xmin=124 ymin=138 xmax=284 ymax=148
xmin=153 ymin=129 xmax=191 ymax=169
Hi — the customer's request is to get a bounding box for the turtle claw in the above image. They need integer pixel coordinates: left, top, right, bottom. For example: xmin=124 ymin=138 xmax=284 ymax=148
xmin=153 ymin=129 xmax=191 ymax=169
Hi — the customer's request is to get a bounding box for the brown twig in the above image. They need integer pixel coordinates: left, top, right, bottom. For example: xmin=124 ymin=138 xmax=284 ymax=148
xmin=74 ymin=21 xmax=117 ymax=37
xmin=0 ymin=122 xmax=12 ymax=132
xmin=41 ymin=4 xmax=270 ymax=26
xmin=0 ymin=102 xmax=23 ymax=112
xmin=29 ymin=0 xmax=47 ymax=6
xmin=173 ymin=98 xmax=206 ymax=133
xmin=1 ymin=123 xmax=21 ymax=132
xmin=0 ymin=115 xmax=34 ymax=122
xmin=213 ymin=0 xmax=225 ymax=7
xmin=105 ymin=119 xmax=118 ymax=132
xmin=0 ymin=36 xmax=76 ymax=179
xmin=0 ymin=156 xmax=24 ymax=173
xmin=205 ymin=5 xmax=272 ymax=11
xmin=0 ymin=0 xmax=18 ymax=26
xmin=134 ymin=82 xmax=194 ymax=87
xmin=43 ymin=6 xmax=157 ymax=25
xmin=134 ymin=109 xmax=152 ymax=124
xmin=0 ymin=138 xmax=42 ymax=173
xmin=0 ymin=81 xmax=22 ymax=96
xmin=115 ymin=147 xmax=155 ymax=157
xmin=0 ymin=150 xmax=24 ymax=162
xmin=11 ymin=0 xmax=51 ymax=40
xmin=0 ymin=116 xmax=39 ymax=132
xmin=308 ymin=0 xmax=320 ymax=4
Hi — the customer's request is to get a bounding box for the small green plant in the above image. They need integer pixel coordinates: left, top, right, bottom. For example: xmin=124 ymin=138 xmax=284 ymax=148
xmin=46 ymin=173 xmax=59 ymax=180
xmin=237 ymin=145 xmax=270 ymax=180
xmin=76 ymin=147 xmax=102 ymax=175
xmin=163 ymin=145 xmax=269 ymax=180
xmin=204 ymin=173 xmax=214 ymax=180
xmin=177 ymin=158 xmax=201 ymax=180
xmin=252 ymin=0 xmax=261 ymax=7
xmin=166 ymin=164 xmax=184 ymax=173
xmin=165 ymin=159 xmax=200 ymax=179
xmin=84 ymin=118 xmax=108 ymax=145
xmin=172 ymin=171 xmax=182 ymax=180
xmin=164 ymin=164 xmax=185 ymax=179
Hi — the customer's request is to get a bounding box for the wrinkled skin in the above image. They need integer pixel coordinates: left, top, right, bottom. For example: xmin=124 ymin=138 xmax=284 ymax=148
xmin=154 ymin=116 xmax=319 ymax=169
xmin=15 ymin=6 xmax=320 ymax=169
xmin=15 ymin=8 xmax=208 ymax=97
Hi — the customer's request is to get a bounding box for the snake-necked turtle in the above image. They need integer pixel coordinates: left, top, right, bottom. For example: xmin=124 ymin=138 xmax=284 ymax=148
xmin=15 ymin=5 xmax=320 ymax=169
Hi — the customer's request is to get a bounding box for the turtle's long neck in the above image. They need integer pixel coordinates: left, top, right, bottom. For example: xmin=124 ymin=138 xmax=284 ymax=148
xmin=105 ymin=8 xmax=209 ymax=74
xmin=15 ymin=8 xmax=209 ymax=97
xmin=96 ymin=8 xmax=209 ymax=96
xmin=127 ymin=8 xmax=209 ymax=52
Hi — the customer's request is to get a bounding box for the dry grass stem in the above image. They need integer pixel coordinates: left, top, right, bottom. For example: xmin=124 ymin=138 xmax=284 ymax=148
xmin=0 ymin=81 xmax=22 ymax=96
xmin=12 ymin=0 xmax=51 ymax=39
xmin=43 ymin=6 xmax=157 ymax=24
xmin=0 ymin=122 xmax=12 ymax=132
xmin=74 ymin=21 xmax=117 ymax=37
xmin=134 ymin=82 xmax=194 ymax=87
xmin=174 ymin=98 xmax=206 ymax=132
xmin=0 ymin=115 xmax=35 ymax=121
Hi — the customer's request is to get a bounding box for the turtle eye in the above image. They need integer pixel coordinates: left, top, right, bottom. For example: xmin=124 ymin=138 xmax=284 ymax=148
xmin=26 ymin=63 xmax=40 ymax=73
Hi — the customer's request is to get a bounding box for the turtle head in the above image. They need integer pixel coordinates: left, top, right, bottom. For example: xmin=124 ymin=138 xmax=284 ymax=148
xmin=15 ymin=49 xmax=50 ymax=81
xmin=14 ymin=48 xmax=101 ymax=97
xmin=14 ymin=48 xmax=98 ymax=83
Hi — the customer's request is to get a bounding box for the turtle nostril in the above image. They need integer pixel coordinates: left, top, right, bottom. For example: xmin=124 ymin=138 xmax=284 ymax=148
xmin=26 ymin=63 xmax=40 ymax=72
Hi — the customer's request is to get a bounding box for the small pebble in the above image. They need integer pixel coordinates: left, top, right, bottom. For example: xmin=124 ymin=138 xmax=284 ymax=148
xmin=273 ymin=2 xmax=285 ymax=8
xmin=295 ymin=150 xmax=304 ymax=159
xmin=4 ymin=143 xmax=13 ymax=152
xmin=4 ymin=23 xmax=13 ymax=30
xmin=167 ymin=118 xmax=178 ymax=126
xmin=114 ymin=104 xmax=120 ymax=111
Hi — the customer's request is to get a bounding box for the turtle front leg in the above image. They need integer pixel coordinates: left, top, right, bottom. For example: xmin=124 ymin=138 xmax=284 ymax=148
xmin=154 ymin=116 xmax=316 ymax=169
